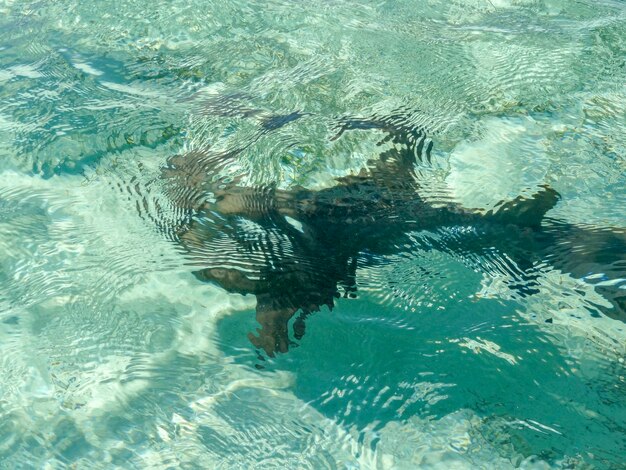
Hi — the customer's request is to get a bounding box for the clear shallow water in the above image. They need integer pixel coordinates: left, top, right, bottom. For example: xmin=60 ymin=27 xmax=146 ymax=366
xmin=1 ymin=0 xmax=625 ymax=468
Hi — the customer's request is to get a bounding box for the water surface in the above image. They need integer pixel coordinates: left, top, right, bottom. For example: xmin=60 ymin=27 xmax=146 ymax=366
xmin=1 ymin=0 xmax=625 ymax=468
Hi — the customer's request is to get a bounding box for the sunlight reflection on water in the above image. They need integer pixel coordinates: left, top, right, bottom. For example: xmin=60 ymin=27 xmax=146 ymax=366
xmin=0 ymin=0 xmax=625 ymax=468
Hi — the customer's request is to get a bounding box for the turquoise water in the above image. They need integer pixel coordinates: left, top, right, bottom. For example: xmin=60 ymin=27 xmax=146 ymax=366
xmin=1 ymin=0 xmax=625 ymax=468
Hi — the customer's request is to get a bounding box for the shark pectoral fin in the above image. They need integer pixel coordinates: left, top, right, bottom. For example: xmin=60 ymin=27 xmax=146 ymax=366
xmin=491 ymin=185 xmax=561 ymax=229
xmin=248 ymin=294 xmax=299 ymax=357
xmin=193 ymin=267 xmax=259 ymax=295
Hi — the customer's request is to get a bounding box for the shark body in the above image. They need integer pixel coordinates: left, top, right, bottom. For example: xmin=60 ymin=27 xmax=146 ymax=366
xmin=161 ymin=108 xmax=626 ymax=357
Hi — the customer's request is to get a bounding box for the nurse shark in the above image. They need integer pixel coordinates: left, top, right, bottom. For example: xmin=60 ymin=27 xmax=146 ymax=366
xmin=161 ymin=104 xmax=626 ymax=357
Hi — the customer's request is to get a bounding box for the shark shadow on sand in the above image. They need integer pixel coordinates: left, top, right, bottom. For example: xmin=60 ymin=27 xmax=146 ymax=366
xmin=160 ymin=107 xmax=626 ymax=358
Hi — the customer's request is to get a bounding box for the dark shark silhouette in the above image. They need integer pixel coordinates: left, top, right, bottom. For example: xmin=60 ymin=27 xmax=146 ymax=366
xmin=161 ymin=106 xmax=626 ymax=357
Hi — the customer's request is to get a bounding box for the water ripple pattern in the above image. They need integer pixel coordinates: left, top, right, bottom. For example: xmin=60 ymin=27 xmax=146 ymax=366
xmin=1 ymin=0 xmax=626 ymax=469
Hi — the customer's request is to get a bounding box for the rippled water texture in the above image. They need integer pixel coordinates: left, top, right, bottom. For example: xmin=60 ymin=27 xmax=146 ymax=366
xmin=1 ymin=0 xmax=626 ymax=468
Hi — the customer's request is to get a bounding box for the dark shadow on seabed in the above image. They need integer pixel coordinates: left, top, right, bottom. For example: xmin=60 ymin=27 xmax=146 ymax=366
xmin=160 ymin=106 xmax=626 ymax=358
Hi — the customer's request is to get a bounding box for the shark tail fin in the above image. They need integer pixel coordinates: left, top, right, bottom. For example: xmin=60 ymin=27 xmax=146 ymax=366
xmin=489 ymin=185 xmax=561 ymax=229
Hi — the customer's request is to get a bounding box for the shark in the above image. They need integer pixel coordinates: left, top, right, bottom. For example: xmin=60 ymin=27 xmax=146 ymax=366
xmin=160 ymin=105 xmax=626 ymax=357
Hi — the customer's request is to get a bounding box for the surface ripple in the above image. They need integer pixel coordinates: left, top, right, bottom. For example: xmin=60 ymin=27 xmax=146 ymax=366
xmin=1 ymin=0 xmax=626 ymax=468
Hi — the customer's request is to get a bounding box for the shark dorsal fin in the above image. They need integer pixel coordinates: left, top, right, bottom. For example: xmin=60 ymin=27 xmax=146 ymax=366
xmin=489 ymin=185 xmax=561 ymax=229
